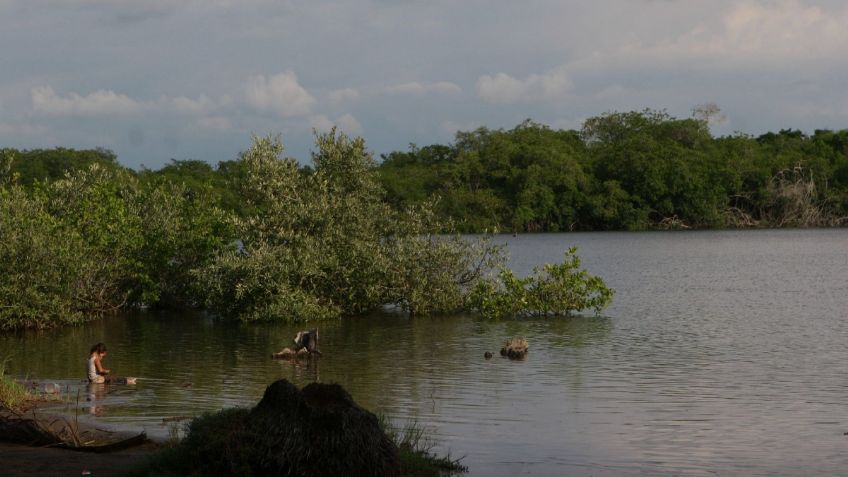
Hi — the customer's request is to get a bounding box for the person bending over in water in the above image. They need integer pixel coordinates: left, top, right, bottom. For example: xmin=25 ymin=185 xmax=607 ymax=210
xmin=87 ymin=343 xmax=136 ymax=384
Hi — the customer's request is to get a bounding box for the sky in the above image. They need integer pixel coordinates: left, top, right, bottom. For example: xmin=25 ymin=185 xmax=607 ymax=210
xmin=1 ymin=0 xmax=847 ymax=169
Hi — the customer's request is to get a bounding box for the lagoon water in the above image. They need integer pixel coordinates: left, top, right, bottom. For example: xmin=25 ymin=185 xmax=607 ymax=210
xmin=3 ymin=229 xmax=848 ymax=475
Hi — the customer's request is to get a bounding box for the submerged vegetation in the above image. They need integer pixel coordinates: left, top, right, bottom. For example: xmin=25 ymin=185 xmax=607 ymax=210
xmin=1 ymin=130 xmax=610 ymax=330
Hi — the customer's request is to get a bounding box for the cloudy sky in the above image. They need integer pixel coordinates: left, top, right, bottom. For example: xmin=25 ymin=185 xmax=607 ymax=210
xmin=1 ymin=0 xmax=847 ymax=169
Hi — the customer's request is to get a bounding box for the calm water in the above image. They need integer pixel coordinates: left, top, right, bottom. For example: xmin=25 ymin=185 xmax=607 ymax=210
xmin=3 ymin=229 xmax=848 ymax=476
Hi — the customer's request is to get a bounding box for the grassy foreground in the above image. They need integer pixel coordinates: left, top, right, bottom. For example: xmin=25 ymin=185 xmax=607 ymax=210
xmin=381 ymin=417 xmax=468 ymax=476
xmin=0 ymin=356 xmax=30 ymax=411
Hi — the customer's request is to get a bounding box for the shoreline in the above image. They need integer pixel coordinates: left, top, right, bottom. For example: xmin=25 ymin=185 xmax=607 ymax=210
xmin=0 ymin=441 xmax=158 ymax=477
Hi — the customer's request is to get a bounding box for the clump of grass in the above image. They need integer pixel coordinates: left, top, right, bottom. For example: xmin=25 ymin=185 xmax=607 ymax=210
xmin=379 ymin=416 xmax=468 ymax=476
xmin=165 ymin=420 xmax=186 ymax=446
xmin=0 ymin=355 xmax=32 ymax=411
xmin=124 ymin=408 xmax=251 ymax=477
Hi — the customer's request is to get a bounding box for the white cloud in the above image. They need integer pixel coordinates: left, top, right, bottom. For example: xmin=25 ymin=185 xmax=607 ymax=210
xmin=32 ymin=86 xmax=145 ymax=116
xmin=712 ymin=0 xmax=848 ymax=60
xmin=618 ymin=1 xmax=848 ymax=63
xmin=476 ymin=68 xmax=572 ymax=104
xmin=385 ymin=81 xmax=461 ymax=96
xmin=327 ymin=88 xmax=361 ymax=104
xmin=168 ymin=95 xmax=217 ymax=114
xmin=308 ymin=114 xmax=335 ymax=132
xmin=31 ymin=86 xmax=231 ymax=117
xmin=308 ymin=113 xmax=363 ymax=136
xmin=244 ymin=71 xmax=315 ymax=117
xmin=335 ymin=113 xmax=363 ymax=136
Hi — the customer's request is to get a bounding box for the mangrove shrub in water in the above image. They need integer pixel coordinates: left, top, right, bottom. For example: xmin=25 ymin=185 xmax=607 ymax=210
xmin=0 ymin=134 xmax=613 ymax=329
xmin=470 ymin=247 xmax=613 ymax=318
xmin=194 ymin=131 xmax=502 ymax=322
xmin=0 ymin=154 xmax=232 ymax=329
xmin=0 ymin=185 xmax=89 ymax=329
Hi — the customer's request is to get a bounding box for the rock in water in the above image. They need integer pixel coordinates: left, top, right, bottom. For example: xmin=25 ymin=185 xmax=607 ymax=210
xmin=500 ymin=337 xmax=529 ymax=359
xmin=245 ymin=380 xmax=401 ymax=477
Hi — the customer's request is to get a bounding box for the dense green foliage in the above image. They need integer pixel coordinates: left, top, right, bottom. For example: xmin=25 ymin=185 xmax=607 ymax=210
xmin=9 ymin=107 xmax=844 ymax=329
xmin=0 ymin=153 xmax=233 ymax=329
xmin=5 ymin=132 xmax=611 ymax=330
xmin=377 ymin=112 xmax=848 ymax=231
xmin=193 ymin=131 xmax=501 ymax=322
xmin=470 ymin=247 xmax=613 ymax=319
xmin=1 ymin=147 xmax=122 ymax=186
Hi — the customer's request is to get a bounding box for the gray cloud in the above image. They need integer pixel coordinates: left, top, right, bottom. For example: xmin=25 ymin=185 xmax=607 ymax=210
xmin=384 ymin=81 xmax=462 ymax=96
xmin=0 ymin=0 xmax=846 ymax=168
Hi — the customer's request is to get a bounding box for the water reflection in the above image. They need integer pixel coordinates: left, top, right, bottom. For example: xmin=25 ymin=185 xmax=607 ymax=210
xmin=86 ymin=383 xmax=108 ymax=416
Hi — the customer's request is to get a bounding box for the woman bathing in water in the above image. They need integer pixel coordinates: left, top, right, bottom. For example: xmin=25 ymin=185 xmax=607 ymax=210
xmin=87 ymin=343 xmax=136 ymax=384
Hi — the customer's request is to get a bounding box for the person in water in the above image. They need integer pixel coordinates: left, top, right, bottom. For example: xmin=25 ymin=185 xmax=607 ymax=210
xmin=87 ymin=343 xmax=136 ymax=384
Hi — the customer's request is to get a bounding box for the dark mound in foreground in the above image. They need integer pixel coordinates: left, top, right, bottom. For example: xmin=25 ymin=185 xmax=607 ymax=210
xmin=132 ymin=379 xmax=401 ymax=477
xmin=246 ymin=380 xmax=401 ymax=476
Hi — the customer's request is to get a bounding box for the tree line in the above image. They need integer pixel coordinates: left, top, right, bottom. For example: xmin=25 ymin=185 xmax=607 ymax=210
xmin=377 ymin=110 xmax=848 ymax=231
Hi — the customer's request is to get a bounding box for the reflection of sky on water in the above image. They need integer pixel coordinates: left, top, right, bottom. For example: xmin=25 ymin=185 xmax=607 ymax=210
xmin=3 ymin=229 xmax=848 ymax=475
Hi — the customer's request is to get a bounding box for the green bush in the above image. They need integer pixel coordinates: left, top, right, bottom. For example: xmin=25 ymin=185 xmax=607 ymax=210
xmin=470 ymin=247 xmax=613 ymax=318
xmin=195 ymin=131 xmax=502 ymax=322
xmin=0 ymin=158 xmax=233 ymax=329
xmin=1 ymin=131 xmax=616 ymax=330
xmin=0 ymin=186 xmax=90 ymax=329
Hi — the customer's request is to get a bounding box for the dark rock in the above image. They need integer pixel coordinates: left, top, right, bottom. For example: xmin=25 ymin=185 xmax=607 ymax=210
xmin=484 ymin=352 xmax=493 ymax=360
xmin=500 ymin=337 xmax=529 ymax=360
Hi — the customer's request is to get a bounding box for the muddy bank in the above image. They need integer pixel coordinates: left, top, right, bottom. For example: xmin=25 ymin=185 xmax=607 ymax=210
xmin=0 ymin=441 xmax=157 ymax=477
xmin=0 ymin=403 xmax=154 ymax=475
xmin=0 ymin=408 xmax=148 ymax=451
